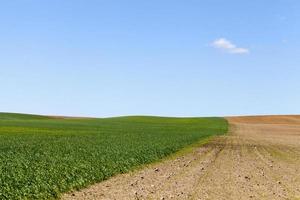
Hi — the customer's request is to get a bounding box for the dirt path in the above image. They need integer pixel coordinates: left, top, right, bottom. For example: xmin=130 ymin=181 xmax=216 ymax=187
xmin=62 ymin=116 xmax=300 ymax=200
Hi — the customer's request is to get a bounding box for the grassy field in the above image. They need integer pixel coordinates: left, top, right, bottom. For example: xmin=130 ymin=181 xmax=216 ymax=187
xmin=0 ymin=113 xmax=228 ymax=199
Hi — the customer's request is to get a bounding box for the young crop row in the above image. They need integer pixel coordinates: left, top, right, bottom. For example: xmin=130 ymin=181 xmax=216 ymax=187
xmin=0 ymin=113 xmax=228 ymax=199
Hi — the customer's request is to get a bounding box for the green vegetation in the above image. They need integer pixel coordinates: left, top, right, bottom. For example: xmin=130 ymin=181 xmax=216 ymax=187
xmin=0 ymin=112 xmax=228 ymax=199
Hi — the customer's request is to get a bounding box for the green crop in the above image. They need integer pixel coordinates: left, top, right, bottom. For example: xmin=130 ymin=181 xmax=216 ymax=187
xmin=0 ymin=113 xmax=228 ymax=199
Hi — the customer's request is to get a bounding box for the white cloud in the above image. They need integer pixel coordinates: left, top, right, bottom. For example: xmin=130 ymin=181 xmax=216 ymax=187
xmin=211 ymin=38 xmax=249 ymax=54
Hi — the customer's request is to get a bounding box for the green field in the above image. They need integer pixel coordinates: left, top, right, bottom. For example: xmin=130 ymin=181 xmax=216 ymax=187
xmin=0 ymin=113 xmax=228 ymax=199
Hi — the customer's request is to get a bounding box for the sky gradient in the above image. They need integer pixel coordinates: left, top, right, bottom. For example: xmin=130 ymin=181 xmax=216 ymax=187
xmin=1 ymin=0 xmax=300 ymax=117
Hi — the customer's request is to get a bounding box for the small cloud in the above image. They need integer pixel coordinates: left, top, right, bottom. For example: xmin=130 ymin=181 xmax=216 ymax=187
xmin=212 ymin=38 xmax=249 ymax=54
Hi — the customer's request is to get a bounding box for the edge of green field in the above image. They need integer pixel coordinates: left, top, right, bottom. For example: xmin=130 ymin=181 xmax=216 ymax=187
xmin=0 ymin=112 xmax=228 ymax=199
xmin=127 ymin=135 xmax=216 ymax=173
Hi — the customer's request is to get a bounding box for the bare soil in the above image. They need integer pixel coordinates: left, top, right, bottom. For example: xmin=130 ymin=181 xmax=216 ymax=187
xmin=62 ymin=115 xmax=300 ymax=200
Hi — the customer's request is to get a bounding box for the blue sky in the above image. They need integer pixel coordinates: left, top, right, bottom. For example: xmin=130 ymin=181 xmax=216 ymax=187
xmin=1 ymin=0 xmax=300 ymax=117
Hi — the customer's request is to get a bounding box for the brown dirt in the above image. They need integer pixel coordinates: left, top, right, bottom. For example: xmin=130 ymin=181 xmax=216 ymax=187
xmin=62 ymin=115 xmax=300 ymax=200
